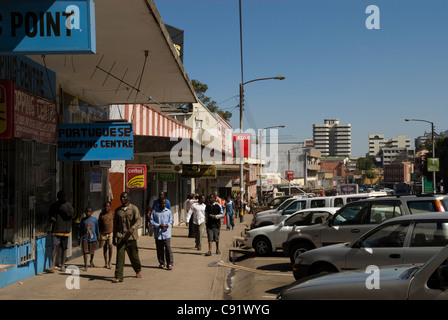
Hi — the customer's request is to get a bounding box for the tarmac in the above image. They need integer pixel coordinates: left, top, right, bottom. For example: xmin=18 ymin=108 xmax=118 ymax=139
xmin=0 ymin=214 xmax=252 ymax=301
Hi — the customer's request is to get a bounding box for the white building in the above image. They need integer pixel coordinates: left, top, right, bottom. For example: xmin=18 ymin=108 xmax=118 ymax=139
xmin=313 ymin=119 xmax=351 ymax=157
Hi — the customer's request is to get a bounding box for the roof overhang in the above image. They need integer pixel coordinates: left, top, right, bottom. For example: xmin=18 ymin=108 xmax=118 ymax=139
xmin=27 ymin=0 xmax=197 ymax=106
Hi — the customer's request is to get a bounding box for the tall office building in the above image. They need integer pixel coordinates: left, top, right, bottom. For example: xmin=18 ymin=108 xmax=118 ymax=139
xmin=313 ymin=119 xmax=351 ymax=157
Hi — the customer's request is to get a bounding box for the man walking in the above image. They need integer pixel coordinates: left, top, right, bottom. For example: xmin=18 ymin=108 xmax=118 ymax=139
xmin=186 ymin=195 xmax=206 ymax=251
xmin=113 ymin=192 xmax=142 ymax=283
xmin=151 ymin=199 xmax=174 ymax=270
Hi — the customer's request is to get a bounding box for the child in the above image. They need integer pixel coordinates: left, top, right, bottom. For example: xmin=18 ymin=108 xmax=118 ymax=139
xmin=79 ymin=207 xmax=100 ymax=271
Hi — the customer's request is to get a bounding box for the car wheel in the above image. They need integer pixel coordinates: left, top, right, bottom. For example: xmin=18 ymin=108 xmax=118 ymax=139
xmin=290 ymin=242 xmax=313 ymax=264
xmin=253 ymin=236 xmax=272 ymax=256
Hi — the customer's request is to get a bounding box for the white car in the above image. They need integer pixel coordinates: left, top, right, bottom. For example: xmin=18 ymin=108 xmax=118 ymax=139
xmin=293 ymin=212 xmax=448 ymax=280
xmin=244 ymin=208 xmax=338 ymax=256
xmin=278 ymin=244 xmax=448 ymax=300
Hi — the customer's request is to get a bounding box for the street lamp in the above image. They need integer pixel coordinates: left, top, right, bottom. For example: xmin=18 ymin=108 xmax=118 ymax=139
xmin=405 ymin=118 xmax=436 ymax=193
xmin=258 ymin=125 xmax=285 ymax=202
xmin=238 ymin=76 xmax=285 ymax=218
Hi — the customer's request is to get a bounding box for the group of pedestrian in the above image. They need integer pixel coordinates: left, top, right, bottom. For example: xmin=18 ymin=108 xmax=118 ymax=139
xmin=48 ymin=190 xmax=174 ymax=283
xmin=186 ymin=193 xmax=239 ymax=256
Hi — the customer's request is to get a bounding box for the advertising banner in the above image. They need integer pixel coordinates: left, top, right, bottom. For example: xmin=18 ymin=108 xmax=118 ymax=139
xmin=233 ymin=133 xmax=251 ymax=158
xmin=126 ymin=165 xmax=147 ymax=189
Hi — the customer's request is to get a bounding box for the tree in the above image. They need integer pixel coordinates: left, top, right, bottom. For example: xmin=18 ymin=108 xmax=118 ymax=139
xmin=356 ymin=157 xmax=374 ymax=171
xmin=192 ymin=79 xmax=232 ymax=121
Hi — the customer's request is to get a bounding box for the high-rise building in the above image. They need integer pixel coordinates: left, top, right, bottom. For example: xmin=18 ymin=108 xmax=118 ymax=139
xmin=313 ymin=119 xmax=351 ymax=157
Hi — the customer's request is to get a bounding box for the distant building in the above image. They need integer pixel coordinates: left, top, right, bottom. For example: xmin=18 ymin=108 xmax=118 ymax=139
xmin=368 ymin=133 xmax=413 ymax=165
xmin=313 ymin=119 xmax=351 ymax=157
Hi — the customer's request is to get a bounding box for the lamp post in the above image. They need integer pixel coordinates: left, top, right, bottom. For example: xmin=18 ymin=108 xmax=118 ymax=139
xmin=238 ymin=76 xmax=285 ymax=218
xmin=405 ymin=118 xmax=436 ymax=193
xmin=258 ymin=125 xmax=285 ymax=202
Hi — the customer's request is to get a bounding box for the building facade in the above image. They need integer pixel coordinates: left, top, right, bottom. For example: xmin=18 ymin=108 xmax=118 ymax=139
xmin=313 ymin=119 xmax=351 ymax=157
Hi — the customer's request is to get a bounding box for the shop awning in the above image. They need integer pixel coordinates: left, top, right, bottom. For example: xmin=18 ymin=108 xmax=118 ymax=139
xmin=27 ymin=0 xmax=197 ymax=106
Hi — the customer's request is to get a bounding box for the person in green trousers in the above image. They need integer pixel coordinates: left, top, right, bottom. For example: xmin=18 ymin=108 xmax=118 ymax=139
xmin=112 ymin=192 xmax=143 ymax=283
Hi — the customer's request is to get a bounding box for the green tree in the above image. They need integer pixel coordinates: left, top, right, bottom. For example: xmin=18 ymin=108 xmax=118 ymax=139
xmin=192 ymin=79 xmax=232 ymax=121
xmin=356 ymin=157 xmax=374 ymax=171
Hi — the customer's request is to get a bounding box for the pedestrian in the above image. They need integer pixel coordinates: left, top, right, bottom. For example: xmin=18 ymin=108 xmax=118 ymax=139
xmin=112 ymin=192 xmax=143 ymax=283
xmin=186 ymin=194 xmax=206 ymax=251
xmin=79 ymin=207 xmax=100 ymax=271
xmin=150 ymin=198 xmax=174 ymax=270
xmin=152 ymin=191 xmax=171 ymax=211
xmin=145 ymin=199 xmax=154 ymax=237
xmin=224 ymin=196 xmax=235 ymax=230
xmin=205 ymin=194 xmax=224 ymax=256
xmin=99 ymin=201 xmax=114 ymax=269
xmin=48 ymin=190 xmax=74 ymax=273
xmin=186 ymin=193 xmax=197 ymax=238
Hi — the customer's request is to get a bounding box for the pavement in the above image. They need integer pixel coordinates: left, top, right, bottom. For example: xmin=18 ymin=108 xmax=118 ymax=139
xmin=0 ymin=214 xmax=252 ymax=301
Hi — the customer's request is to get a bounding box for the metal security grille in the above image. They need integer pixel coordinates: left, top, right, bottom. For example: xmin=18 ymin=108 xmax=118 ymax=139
xmin=0 ymin=139 xmax=56 ymax=264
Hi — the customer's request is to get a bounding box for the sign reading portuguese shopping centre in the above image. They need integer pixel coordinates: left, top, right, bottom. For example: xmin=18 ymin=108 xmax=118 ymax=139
xmin=57 ymin=122 xmax=134 ymax=161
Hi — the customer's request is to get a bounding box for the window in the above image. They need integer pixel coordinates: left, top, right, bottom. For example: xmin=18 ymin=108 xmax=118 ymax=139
xmin=310 ymin=199 xmax=326 ymax=208
xmin=284 ymin=201 xmax=306 ymax=215
xmin=369 ymin=202 xmax=402 ymax=224
xmin=411 ymin=222 xmax=448 ymax=247
xmin=334 ymin=198 xmax=344 ymax=207
xmin=333 ymin=203 xmax=368 ymax=226
xmin=408 ymin=201 xmax=441 ymax=214
xmin=362 ymin=223 xmax=409 ymax=248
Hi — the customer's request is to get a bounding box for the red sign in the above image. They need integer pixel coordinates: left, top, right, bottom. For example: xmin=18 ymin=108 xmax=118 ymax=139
xmin=233 ymin=134 xmax=251 ymax=158
xmin=285 ymin=171 xmax=294 ymax=181
xmin=126 ymin=165 xmax=147 ymax=189
xmin=0 ymin=80 xmax=15 ymax=139
xmin=14 ymin=89 xmax=57 ymax=143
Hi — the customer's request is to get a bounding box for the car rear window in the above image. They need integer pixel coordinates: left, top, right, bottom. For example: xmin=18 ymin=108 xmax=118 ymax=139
xmin=408 ymin=201 xmax=440 ymax=214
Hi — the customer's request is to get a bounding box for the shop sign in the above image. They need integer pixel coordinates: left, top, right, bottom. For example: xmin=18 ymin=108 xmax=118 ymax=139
xmin=157 ymin=172 xmax=175 ymax=182
xmin=126 ymin=165 xmax=147 ymax=189
xmin=0 ymin=80 xmax=14 ymax=139
xmin=57 ymin=122 xmax=134 ymax=161
xmin=233 ymin=133 xmax=251 ymax=158
xmin=0 ymin=0 xmax=96 ymax=54
xmin=181 ymin=165 xmax=216 ymax=178
xmin=427 ymin=158 xmax=439 ymax=172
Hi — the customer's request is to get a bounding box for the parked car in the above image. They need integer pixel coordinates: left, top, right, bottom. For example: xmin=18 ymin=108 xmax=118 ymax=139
xmin=244 ymin=208 xmax=338 ymax=256
xmin=278 ymin=243 xmax=448 ymax=300
xmin=292 ymin=212 xmax=448 ymax=280
xmin=252 ymin=195 xmax=294 ymax=215
xmin=282 ymin=194 xmax=448 ymax=263
xmin=251 ymin=192 xmax=387 ymax=229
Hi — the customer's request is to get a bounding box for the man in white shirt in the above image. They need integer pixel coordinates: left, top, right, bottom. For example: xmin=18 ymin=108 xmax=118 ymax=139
xmin=186 ymin=195 xmax=206 ymax=251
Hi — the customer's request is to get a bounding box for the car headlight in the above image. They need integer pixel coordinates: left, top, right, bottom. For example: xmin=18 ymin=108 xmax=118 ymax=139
xmin=295 ymin=257 xmax=303 ymax=265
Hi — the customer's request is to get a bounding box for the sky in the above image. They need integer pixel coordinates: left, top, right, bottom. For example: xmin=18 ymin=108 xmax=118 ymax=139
xmin=154 ymin=0 xmax=448 ymax=157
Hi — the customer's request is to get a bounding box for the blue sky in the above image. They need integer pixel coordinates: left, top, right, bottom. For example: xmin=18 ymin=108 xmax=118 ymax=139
xmin=154 ymin=0 xmax=448 ymax=156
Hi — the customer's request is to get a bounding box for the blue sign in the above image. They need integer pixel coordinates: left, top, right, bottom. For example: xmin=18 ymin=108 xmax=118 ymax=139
xmin=57 ymin=122 xmax=134 ymax=161
xmin=0 ymin=0 xmax=96 ymax=54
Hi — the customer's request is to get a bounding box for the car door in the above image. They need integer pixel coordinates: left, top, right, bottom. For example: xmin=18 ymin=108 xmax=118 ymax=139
xmin=320 ymin=202 xmax=370 ymax=246
xmin=402 ymin=220 xmax=448 ymax=265
xmin=273 ymin=211 xmax=311 ymax=248
xmin=343 ymin=222 xmax=410 ymax=270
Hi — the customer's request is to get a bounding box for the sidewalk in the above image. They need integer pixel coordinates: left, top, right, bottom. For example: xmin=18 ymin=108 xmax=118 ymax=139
xmin=0 ymin=215 xmax=251 ymax=300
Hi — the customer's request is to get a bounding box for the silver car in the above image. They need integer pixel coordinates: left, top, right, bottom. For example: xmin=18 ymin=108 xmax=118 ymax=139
xmin=293 ymin=212 xmax=448 ymax=280
xmin=279 ymin=243 xmax=448 ymax=300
